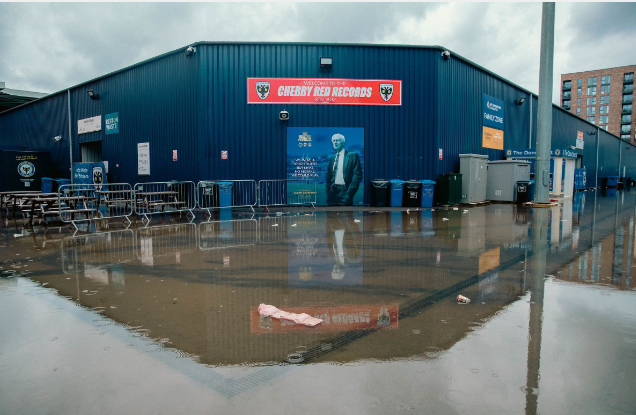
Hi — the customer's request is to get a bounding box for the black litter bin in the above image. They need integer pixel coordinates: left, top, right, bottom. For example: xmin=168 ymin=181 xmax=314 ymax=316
xmin=516 ymin=181 xmax=530 ymax=204
xmin=371 ymin=179 xmax=389 ymax=207
xmin=402 ymin=180 xmax=422 ymax=207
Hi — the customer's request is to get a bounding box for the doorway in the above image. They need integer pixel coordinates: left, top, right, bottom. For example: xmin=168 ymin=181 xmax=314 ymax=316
xmin=80 ymin=141 xmax=102 ymax=162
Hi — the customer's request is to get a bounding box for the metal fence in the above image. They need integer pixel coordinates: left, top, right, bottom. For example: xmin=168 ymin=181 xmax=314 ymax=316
xmin=258 ymin=179 xmax=316 ymax=208
xmin=58 ymin=183 xmax=134 ymax=228
xmin=198 ymin=218 xmax=259 ymax=250
xmin=133 ymin=181 xmax=196 ymax=223
xmin=196 ymin=180 xmax=258 ymax=216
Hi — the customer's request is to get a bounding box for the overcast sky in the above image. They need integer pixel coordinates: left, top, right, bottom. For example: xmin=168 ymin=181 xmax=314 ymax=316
xmin=1 ymin=2 xmax=635 ymax=103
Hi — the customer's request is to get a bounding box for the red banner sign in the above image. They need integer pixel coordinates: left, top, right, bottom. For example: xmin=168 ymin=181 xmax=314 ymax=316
xmin=250 ymin=304 xmax=399 ymax=334
xmin=247 ymin=78 xmax=402 ymax=106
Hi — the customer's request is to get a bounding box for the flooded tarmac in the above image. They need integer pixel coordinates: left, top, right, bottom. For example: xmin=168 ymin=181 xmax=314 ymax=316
xmin=1 ymin=190 xmax=636 ymax=415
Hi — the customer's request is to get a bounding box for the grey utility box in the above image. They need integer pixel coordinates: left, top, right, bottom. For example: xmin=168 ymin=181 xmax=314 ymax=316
xmin=459 ymin=154 xmax=488 ymax=203
xmin=486 ymin=160 xmax=531 ymax=202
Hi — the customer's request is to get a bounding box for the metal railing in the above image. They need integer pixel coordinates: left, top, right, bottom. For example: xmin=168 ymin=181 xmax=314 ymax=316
xmin=198 ymin=218 xmax=258 ymax=250
xmin=133 ymin=181 xmax=196 ymax=223
xmin=136 ymin=223 xmax=198 ymax=264
xmin=196 ymin=180 xmax=258 ymax=217
xmin=58 ymin=183 xmax=134 ymax=229
xmin=258 ymin=179 xmax=316 ymax=208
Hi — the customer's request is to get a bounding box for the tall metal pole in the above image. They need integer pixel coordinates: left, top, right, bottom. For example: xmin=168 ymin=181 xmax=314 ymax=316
xmin=529 ymin=94 xmax=533 ymax=148
xmin=534 ymin=3 xmax=555 ymax=204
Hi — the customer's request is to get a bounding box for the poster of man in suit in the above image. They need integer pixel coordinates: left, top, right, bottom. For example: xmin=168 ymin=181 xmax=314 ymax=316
xmin=287 ymin=127 xmax=364 ymax=206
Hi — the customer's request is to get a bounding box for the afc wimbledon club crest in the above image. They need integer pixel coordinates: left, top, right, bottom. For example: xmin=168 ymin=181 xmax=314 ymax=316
xmin=92 ymin=166 xmax=104 ymax=190
xmin=17 ymin=161 xmax=35 ymax=177
xmin=256 ymin=82 xmax=270 ymax=100
xmin=379 ymin=84 xmax=394 ymax=102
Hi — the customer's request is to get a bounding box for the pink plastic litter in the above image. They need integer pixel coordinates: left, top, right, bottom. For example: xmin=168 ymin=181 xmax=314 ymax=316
xmin=258 ymin=304 xmax=323 ymax=327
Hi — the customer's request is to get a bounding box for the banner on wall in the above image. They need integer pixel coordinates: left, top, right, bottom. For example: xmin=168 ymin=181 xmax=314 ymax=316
xmin=137 ymin=143 xmax=150 ymax=175
xmin=287 ymin=127 xmax=364 ymax=206
xmin=248 ymin=78 xmax=402 ymax=106
xmin=482 ymin=94 xmax=504 ymax=150
xmin=576 ymin=131 xmax=584 ymax=150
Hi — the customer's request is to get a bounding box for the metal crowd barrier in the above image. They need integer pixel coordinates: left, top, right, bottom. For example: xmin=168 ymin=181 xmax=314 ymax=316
xmin=198 ymin=218 xmax=258 ymax=250
xmin=58 ymin=183 xmax=134 ymax=229
xmin=61 ymin=229 xmax=136 ymax=274
xmin=196 ymin=180 xmax=258 ymax=217
xmin=258 ymin=179 xmax=316 ymax=208
xmin=133 ymin=181 xmax=196 ymax=223
xmin=136 ymin=223 xmax=198 ymax=265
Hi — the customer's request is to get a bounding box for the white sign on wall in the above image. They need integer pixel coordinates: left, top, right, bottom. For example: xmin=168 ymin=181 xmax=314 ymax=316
xmin=138 ymin=142 xmax=150 ymax=175
xmin=78 ymin=116 xmax=102 ymax=134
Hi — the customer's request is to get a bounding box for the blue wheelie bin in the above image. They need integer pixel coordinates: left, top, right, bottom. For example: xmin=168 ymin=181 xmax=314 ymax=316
xmin=420 ymin=180 xmax=436 ymax=208
xmin=389 ymin=180 xmax=405 ymax=207
xmin=41 ymin=177 xmax=54 ymax=193
xmin=218 ymin=182 xmax=234 ymax=207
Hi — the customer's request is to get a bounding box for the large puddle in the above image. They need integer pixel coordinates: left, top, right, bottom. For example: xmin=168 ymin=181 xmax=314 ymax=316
xmin=1 ymin=190 xmax=636 ymax=414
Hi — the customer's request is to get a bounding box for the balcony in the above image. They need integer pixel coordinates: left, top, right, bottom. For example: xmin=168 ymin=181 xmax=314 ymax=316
xmin=624 ymin=78 xmax=634 ymax=85
xmin=622 ymin=119 xmax=632 ymax=125
xmin=623 ymin=108 xmax=632 ymax=115
xmin=561 ymin=93 xmax=571 ymax=100
xmin=562 ymin=84 xmax=572 ymax=91
xmin=623 ymin=86 xmax=634 ymax=94
xmin=624 ymin=96 xmax=633 ymax=104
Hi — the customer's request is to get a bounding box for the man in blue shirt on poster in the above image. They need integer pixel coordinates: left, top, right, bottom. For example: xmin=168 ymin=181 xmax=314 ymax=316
xmin=326 ymin=133 xmax=362 ymax=206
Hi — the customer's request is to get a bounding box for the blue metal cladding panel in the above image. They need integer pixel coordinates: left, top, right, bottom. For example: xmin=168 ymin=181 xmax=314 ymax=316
xmin=598 ymin=129 xmax=620 ymax=178
xmin=546 ymin=104 xmax=600 ymax=187
xmin=198 ymin=44 xmax=439 ymax=203
xmin=69 ymin=51 xmax=200 ymax=184
xmin=0 ymin=93 xmax=70 ymax=178
xmin=435 ymin=57 xmax=531 ymax=176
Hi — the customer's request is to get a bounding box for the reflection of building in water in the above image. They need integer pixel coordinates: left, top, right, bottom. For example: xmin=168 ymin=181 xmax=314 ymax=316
xmin=485 ymin=205 xmax=529 ymax=246
xmin=552 ymin=217 xmax=635 ymax=290
xmin=458 ymin=207 xmax=486 ymax=256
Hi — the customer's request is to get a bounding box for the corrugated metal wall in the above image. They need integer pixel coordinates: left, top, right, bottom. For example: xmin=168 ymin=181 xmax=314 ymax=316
xmin=436 ymin=56 xmax=532 ymax=176
xmin=0 ymin=93 xmax=70 ymax=178
xmin=2 ymin=42 xmax=636 ymax=197
xmin=69 ymin=51 xmax=200 ymax=184
xmin=198 ymin=44 xmax=439 ymax=195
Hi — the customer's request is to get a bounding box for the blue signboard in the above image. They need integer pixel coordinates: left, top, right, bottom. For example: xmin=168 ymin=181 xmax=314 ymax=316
xmin=287 ymin=127 xmax=365 ymax=206
xmin=483 ymin=94 xmax=504 ymax=130
xmin=505 ymin=148 xmax=578 ymax=159
xmin=105 ymin=112 xmax=119 ymax=135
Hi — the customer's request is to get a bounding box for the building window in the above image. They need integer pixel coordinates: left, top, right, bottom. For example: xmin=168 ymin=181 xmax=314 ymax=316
xmin=563 ymin=90 xmax=571 ymax=98
xmin=600 ymin=85 xmax=610 ymax=94
xmin=588 ymin=87 xmax=597 ymax=95
xmin=625 ymin=94 xmax=633 ymax=103
xmin=563 ymin=80 xmax=571 ymax=89
xmin=600 ymin=95 xmax=610 ymax=104
xmin=577 ymin=108 xmax=581 ymax=116
xmin=625 ymin=73 xmax=635 ymax=82
xmin=587 ymin=107 xmax=596 ymax=115
xmin=624 ymin=104 xmax=633 ymax=112
xmin=588 ymin=77 xmax=597 ymax=87
xmin=621 ymin=134 xmax=631 ymax=140
xmin=587 ymin=116 xmax=596 ymax=123
xmin=562 ymin=100 xmax=570 ymax=108
xmin=600 ymin=105 xmax=609 ymax=114
xmin=624 ymin=84 xmax=634 ymax=93
xmin=577 ymin=98 xmax=581 ymax=106
xmin=622 ymin=124 xmax=631 ymax=133
xmin=601 ymin=75 xmax=611 ymax=85
xmin=587 ymin=97 xmax=596 ymax=105
xmin=622 ymin=114 xmax=632 ymax=123
xmin=601 ymin=125 xmax=608 ymax=131
xmin=578 ymin=78 xmax=582 ymax=87
xmin=577 ymin=88 xmax=582 ymax=96
xmin=599 ymin=115 xmax=609 ymax=124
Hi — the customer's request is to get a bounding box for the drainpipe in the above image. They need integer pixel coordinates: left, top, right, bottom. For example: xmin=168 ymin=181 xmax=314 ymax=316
xmin=529 ymin=94 xmax=533 ymax=149
xmin=595 ymin=127 xmax=599 ymax=189
xmin=67 ymin=89 xmax=73 ymax=184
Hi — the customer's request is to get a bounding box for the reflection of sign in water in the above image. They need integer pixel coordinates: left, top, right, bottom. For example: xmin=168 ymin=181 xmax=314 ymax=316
xmin=250 ymin=304 xmax=399 ymax=334
xmin=478 ymin=247 xmax=500 ymax=274
xmin=288 ymin=212 xmax=363 ymax=285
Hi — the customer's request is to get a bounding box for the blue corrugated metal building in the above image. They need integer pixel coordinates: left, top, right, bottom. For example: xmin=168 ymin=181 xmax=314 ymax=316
xmin=1 ymin=42 xmax=634 ymax=200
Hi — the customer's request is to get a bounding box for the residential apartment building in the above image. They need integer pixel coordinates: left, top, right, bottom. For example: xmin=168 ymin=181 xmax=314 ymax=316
xmin=561 ymin=65 xmax=635 ymax=142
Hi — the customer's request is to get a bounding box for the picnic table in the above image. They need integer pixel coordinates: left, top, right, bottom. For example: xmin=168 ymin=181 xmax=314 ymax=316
xmin=19 ymin=193 xmax=97 ymax=226
xmin=134 ymin=190 xmax=187 ymax=212
xmin=95 ymin=189 xmax=133 ymax=216
xmin=1 ymin=192 xmax=55 ymax=219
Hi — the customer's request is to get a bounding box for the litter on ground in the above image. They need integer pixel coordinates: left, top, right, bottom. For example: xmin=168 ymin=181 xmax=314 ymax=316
xmin=258 ymin=304 xmax=323 ymax=327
